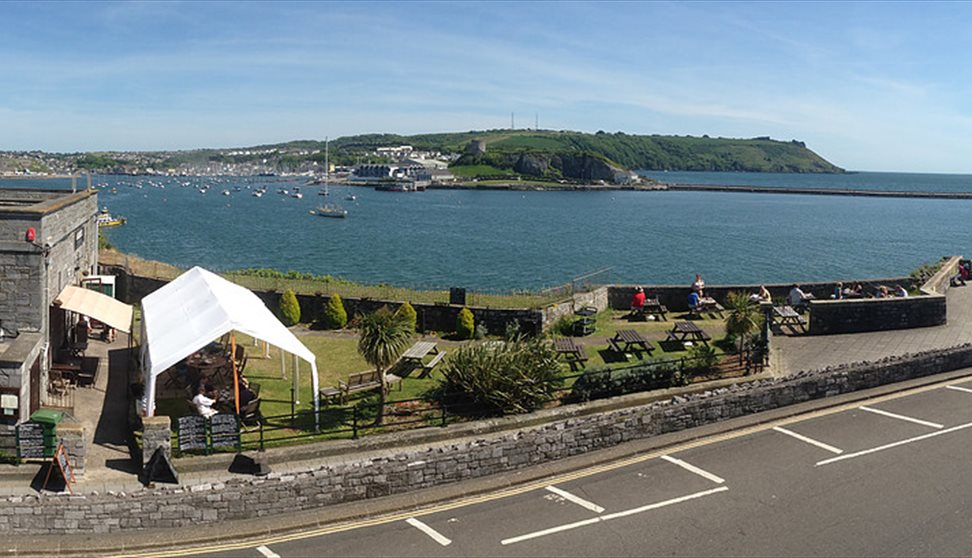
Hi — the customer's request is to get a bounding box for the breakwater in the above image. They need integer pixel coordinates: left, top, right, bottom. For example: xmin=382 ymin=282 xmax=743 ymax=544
xmin=666 ymin=183 xmax=972 ymax=199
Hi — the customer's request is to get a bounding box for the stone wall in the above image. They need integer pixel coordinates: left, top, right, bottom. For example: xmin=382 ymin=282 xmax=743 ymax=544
xmin=3 ymin=343 xmax=972 ymax=534
xmin=808 ymin=295 xmax=946 ymax=335
xmin=921 ymin=256 xmax=961 ymax=295
xmin=102 ymin=266 xmax=546 ymax=337
xmin=608 ymin=278 xmax=916 ymax=312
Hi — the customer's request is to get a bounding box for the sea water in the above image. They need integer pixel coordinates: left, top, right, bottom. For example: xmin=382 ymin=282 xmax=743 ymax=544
xmin=5 ymin=172 xmax=972 ymax=292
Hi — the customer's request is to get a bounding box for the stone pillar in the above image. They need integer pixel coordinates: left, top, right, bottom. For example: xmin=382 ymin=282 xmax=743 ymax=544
xmin=141 ymin=415 xmax=171 ymax=470
xmin=56 ymin=421 xmax=85 ymax=477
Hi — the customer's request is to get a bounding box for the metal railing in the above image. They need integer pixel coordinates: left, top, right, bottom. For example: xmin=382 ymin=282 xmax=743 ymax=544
xmin=169 ymin=350 xmax=770 ymax=456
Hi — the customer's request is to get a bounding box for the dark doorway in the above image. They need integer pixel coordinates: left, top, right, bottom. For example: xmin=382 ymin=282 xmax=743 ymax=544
xmin=28 ymin=355 xmax=40 ymax=414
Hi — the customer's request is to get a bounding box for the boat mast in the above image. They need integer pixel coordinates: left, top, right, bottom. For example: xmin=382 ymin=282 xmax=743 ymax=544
xmin=324 ymin=137 xmax=329 ymax=193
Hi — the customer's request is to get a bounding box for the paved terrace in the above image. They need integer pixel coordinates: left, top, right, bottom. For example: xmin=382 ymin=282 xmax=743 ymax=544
xmin=774 ymin=284 xmax=972 ymax=374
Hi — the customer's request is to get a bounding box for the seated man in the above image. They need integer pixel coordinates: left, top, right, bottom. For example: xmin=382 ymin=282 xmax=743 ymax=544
xmin=192 ymin=384 xmax=219 ymax=419
xmin=630 ymin=287 xmax=646 ymax=312
xmin=687 ymin=291 xmax=701 ymax=312
xmin=788 ymin=284 xmax=813 ymax=311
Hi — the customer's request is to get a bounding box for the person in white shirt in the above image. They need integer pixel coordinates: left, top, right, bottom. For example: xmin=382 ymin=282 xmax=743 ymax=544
xmin=894 ymin=285 xmax=908 ymax=298
xmin=691 ymin=274 xmax=705 ymax=297
xmin=192 ymin=385 xmax=218 ymax=418
xmin=788 ymin=284 xmax=812 ymax=309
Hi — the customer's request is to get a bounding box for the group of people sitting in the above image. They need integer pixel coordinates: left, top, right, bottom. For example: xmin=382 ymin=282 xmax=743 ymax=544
xmin=192 ymin=376 xmax=258 ymax=419
xmin=831 ymin=281 xmax=908 ymax=300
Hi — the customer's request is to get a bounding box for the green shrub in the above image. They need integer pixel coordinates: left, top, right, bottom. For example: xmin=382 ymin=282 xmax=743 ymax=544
xmin=566 ymin=361 xmax=678 ymax=403
xmin=680 ymin=344 xmax=719 ymax=384
xmin=320 ymin=293 xmax=347 ymax=329
xmin=456 ymin=307 xmax=475 ymax=339
xmin=396 ymin=302 xmax=417 ymax=332
xmin=550 ymin=315 xmax=574 ymax=336
xmin=473 ymin=323 xmax=488 ymax=340
xmin=279 ymin=289 xmax=301 ymax=326
xmin=426 ymin=338 xmax=562 ymax=415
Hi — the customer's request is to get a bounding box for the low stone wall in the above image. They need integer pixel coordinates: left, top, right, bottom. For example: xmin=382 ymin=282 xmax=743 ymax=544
xmin=541 ymin=287 xmax=609 ymax=326
xmin=101 ymin=264 xmax=545 ymax=337
xmin=808 ymin=295 xmax=946 ymax=335
xmin=608 ymin=278 xmax=915 ymax=312
xmin=921 ymin=256 xmax=961 ymax=295
xmin=4 ymin=344 xmax=972 ymax=534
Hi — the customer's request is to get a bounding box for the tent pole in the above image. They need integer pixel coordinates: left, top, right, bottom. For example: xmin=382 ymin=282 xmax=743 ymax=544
xmin=292 ymin=354 xmax=300 ymax=405
xmin=280 ymin=347 xmax=286 ymax=379
xmin=231 ymin=332 xmax=240 ymax=415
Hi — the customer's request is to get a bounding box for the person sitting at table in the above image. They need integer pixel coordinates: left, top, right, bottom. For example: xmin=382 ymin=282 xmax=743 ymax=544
xmin=749 ymin=285 xmax=771 ymax=304
xmin=832 ymin=282 xmax=844 ymax=300
xmin=691 ymin=274 xmax=705 ymax=297
xmin=875 ymin=285 xmax=890 ymax=298
xmin=894 ymin=284 xmax=908 ymax=298
xmin=688 ymin=290 xmax=702 ymax=312
xmin=787 ymin=284 xmax=813 ymax=311
xmin=630 ymin=287 xmax=646 ymax=312
xmin=192 ymin=384 xmax=219 ymax=419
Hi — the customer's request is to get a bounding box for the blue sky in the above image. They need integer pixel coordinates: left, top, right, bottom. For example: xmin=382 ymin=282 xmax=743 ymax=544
xmin=2 ymin=1 xmax=971 ymax=172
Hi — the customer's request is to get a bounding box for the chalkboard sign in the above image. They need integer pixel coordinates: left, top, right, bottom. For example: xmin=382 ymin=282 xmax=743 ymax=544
xmin=142 ymin=447 xmax=179 ymax=486
xmin=16 ymin=422 xmax=46 ymax=459
xmin=209 ymin=414 xmax=239 ymax=450
xmin=177 ymin=415 xmax=208 ymax=452
xmin=42 ymin=444 xmax=75 ymax=494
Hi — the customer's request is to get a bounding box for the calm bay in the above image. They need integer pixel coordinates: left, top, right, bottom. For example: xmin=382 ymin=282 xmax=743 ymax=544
xmin=5 ymin=171 xmax=972 ymax=292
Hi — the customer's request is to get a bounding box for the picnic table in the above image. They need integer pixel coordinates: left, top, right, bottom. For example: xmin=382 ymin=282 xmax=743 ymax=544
xmin=666 ymin=321 xmax=712 ymax=346
xmin=553 ymin=338 xmax=588 ymax=370
xmin=688 ymin=297 xmax=725 ymax=318
xmin=633 ymin=298 xmax=668 ymax=321
xmin=607 ymin=329 xmax=655 ymax=358
xmin=401 ymin=341 xmax=446 ymax=378
xmin=773 ymin=305 xmax=807 ymax=333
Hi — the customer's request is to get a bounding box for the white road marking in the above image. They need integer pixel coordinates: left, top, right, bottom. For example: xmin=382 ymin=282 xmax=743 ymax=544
xmin=256 ymin=546 xmax=280 ymax=558
xmin=858 ymin=405 xmax=944 ymax=429
xmin=945 ymin=385 xmax=972 ymax=395
xmin=817 ymin=420 xmax=972 ymax=466
xmin=405 ymin=517 xmax=452 ymax=546
xmin=545 ymin=485 xmax=605 ymax=513
xmin=501 ymin=486 xmax=728 ymax=545
xmin=660 ymin=455 xmax=725 ymax=484
xmin=772 ymin=426 xmax=843 ymax=454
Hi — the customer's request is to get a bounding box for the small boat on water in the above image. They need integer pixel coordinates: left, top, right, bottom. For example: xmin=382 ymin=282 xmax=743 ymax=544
xmin=344 ymin=193 xmax=357 ymax=201
xmin=221 ymin=189 xmax=231 ymax=196
xmin=313 ymin=203 xmax=348 ymax=218
xmin=291 ymin=187 xmax=303 ymax=199
xmin=97 ymin=208 xmax=126 ymax=227
xmin=252 ymin=190 xmax=263 ymax=198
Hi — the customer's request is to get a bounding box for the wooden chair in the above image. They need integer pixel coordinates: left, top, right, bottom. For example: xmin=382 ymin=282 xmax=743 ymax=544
xmin=240 ymin=397 xmax=262 ymax=427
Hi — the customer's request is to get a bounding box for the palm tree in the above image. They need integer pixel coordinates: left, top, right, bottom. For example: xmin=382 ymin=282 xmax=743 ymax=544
xmin=357 ymin=306 xmax=413 ymax=425
xmin=724 ymin=291 xmax=765 ymax=365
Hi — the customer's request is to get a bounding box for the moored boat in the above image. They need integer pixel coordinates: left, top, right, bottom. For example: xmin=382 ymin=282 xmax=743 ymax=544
xmin=97 ymin=208 xmax=126 ymax=227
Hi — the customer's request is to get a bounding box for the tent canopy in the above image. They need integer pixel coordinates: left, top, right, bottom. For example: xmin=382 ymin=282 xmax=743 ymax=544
xmin=54 ymin=285 xmax=133 ymax=333
xmin=140 ymin=266 xmax=319 ymax=417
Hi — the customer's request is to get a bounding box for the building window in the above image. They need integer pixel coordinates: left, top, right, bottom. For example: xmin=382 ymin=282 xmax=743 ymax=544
xmin=74 ymin=227 xmax=84 ymax=250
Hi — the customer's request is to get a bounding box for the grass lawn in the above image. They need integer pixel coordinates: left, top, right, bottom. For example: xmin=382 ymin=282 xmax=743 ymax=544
xmin=152 ymin=307 xmax=735 ymax=450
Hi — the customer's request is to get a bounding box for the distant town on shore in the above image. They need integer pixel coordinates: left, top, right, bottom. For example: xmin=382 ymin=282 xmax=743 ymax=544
xmin=0 ymin=129 xmax=842 ymax=187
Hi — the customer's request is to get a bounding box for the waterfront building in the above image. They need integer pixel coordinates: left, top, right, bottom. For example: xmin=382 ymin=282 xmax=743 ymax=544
xmin=0 ymin=188 xmax=98 ymax=428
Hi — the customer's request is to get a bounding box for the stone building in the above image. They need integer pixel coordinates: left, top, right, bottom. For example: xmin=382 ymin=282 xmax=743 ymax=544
xmin=0 ymin=187 xmax=98 ymax=427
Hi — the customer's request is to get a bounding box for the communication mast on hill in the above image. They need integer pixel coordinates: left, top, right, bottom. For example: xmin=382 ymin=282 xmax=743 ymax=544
xmin=511 ymin=112 xmax=515 ymax=130
xmin=535 ymin=112 xmax=538 ymax=130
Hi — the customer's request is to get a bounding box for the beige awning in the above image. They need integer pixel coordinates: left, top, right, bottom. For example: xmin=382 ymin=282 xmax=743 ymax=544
xmin=54 ymin=285 xmax=133 ymax=333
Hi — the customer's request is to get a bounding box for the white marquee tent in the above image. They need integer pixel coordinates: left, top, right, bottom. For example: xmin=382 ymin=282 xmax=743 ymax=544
xmin=139 ymin=266 xmax=319 ymax=423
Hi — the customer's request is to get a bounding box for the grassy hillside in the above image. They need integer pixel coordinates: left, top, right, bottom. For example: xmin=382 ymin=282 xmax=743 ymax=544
xmin=329 ymin=129 xmax=843 ymax=173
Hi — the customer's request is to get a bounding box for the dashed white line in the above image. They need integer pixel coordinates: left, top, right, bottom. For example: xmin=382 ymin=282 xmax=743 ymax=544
xmin=501 ymin=486 xmax=729 ymax=545
xmin=817 ymin=420 xmax=972 ymax=466
xmin=858 ymin=405 xmax=944 ymax=429
xmin=545 ymin=485 xmax=605 ymax=513
xmin=256 ymin=546 xmax=280 ymax=558
xmin=405 ymin=517 xmax=452 ymax=546
xmin=945 ymin=385 xmax=972 ymax=395
xmin=660 ymin=455 xmax=725 ymax=484
xmin=772 ymin=426 xmax=843 ymax=454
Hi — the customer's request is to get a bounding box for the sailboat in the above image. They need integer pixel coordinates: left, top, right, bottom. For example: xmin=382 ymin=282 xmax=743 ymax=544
xmin=314 ymin=137 xmax=347 ymax=218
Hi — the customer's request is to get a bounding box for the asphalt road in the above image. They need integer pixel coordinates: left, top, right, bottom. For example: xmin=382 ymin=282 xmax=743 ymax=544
xmin=192 ymin=379 xmax=972 ymax=557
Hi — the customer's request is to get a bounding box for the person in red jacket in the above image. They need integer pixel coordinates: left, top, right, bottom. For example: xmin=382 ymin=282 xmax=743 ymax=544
xmin=631 ymin=286 xmax=646 ymax=310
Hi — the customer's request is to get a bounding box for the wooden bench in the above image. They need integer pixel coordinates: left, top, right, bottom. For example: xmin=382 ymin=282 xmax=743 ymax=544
xmin=419 ymin=350 xmax=447 ymax=378
xmin=321 ymin=370 xmax=402 ymax=405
